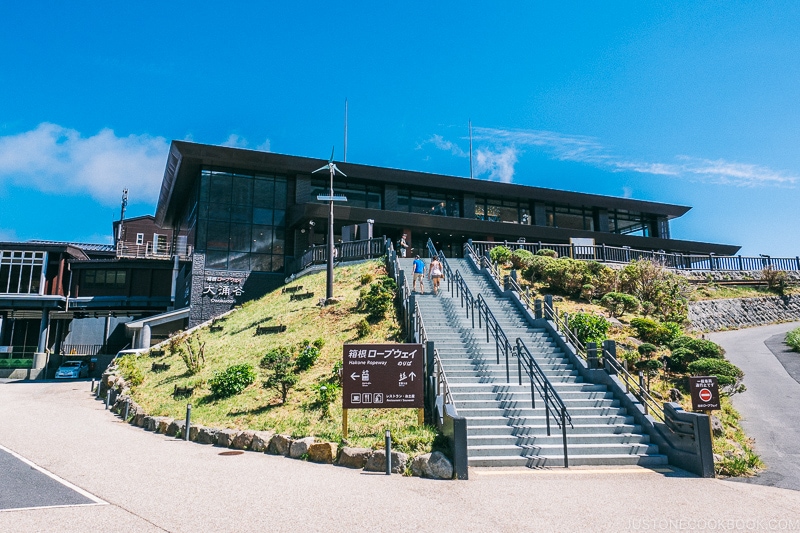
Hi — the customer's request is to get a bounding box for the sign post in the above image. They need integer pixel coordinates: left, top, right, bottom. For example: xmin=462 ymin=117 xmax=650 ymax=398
xmin=342 ymin=343 xmax=424 ymax=438
xmin=689 ymin=376 xmax=721 ymax=456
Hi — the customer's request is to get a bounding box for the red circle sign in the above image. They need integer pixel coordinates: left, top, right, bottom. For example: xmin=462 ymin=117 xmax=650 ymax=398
xmin=699 ymin=388 xmax=713 ymax=402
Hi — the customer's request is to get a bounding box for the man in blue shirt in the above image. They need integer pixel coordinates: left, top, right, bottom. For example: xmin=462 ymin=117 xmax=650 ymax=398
xmin=412 ymin=255 xmax=426 ymax=294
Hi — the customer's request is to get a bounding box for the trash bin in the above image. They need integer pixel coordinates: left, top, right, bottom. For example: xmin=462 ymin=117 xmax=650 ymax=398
xmin=89 ymin=357 xmax=97 ymax=372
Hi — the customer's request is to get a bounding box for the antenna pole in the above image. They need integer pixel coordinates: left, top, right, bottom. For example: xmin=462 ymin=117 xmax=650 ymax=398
xmin=118 ymin=188 xmax=128 ymax=242
xmin=344 ymin=99 xmax=348 ymax=163
xmin=469 ymin=120 xmax=473 ymax=179
xmin=327 ymin=164 xmax=335 ymax=300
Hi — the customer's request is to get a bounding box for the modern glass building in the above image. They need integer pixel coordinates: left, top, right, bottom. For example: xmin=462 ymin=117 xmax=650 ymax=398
xmin=155 ymin=141 xmax=739 ymax=326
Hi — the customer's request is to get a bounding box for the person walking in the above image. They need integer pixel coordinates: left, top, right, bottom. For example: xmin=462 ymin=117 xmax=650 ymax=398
xmin=411 ymin=255 xmax=426 ymax=293
xmin=398 ymin=234 xmax=410 ymax=258
xmin=429 ymin=256 xmax=444 ymax=295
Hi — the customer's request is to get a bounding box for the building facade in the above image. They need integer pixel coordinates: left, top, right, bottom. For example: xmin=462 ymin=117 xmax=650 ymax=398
xmin=154 ymin=141 xmax=739 ymax=326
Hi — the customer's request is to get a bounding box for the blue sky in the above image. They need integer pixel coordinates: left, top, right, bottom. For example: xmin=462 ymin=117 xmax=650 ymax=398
xmin=1 ymin=2 xmax=798 ymax=256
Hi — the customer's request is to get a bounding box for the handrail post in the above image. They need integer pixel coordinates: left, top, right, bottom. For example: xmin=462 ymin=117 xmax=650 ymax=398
xmin=544 ymin=386 xmax=551 ymax=436
xmin=504 ymin=339 xmax=510 ymax=383
xmin=517 ymin=344 xmax=522 ymax=385
xmin=561 ymin=407 xmax=569 ymax=468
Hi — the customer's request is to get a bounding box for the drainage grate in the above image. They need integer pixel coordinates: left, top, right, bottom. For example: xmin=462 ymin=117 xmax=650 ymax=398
xmin=218 ymin=451 xmax=244 ymax=456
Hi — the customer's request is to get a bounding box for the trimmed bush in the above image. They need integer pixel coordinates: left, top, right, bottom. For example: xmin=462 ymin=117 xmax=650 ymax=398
xmin=489 ymin=245 xmax=512 ymax=265
xmin=637 ymin=343 xmax=658 ymax=357
xmin=566 ymin=312 xmax=610 ymax=346
xmin=536 ymin=248 xmax=558 ymax=257
xmin=619 ymin=260 xmax=690 ymax=322
xmin=687 ymin=358 xmax=745 ymax=395
xmin=666 ymin=347 xmax=695 ymax=372
xmin=601 ymin=292 xmax=640 ymax=317
xmin=669 ymin=335 xmax=694 ymax=351
xmin=209 ymin=363 xmax=257 ymax=399
xmin=357 ymin=276 xmax=397 ymax=321
xmin=635 ymin=358 xmax=663 ymax=373
xmin=630 ymin=317 xmax=681 ymax=346
xmin=510 ymin=249 xmax=535 ymax=269
xmin=683 ymin=338 xmax=724 ymax=359
xmin=295 ymin=344 xmax=321 ymax=372
xmin=786 ymin=327 xmax=800 ymax=353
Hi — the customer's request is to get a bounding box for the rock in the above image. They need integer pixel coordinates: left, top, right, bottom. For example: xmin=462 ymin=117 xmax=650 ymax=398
xmin=143 ymin=416 xmax=157 ymax=431
xmin=231 ymin=430 xmax=255 ymax=450
xmin=337 ymin=447 xmax=372 ymax=469
xmin=267 ymin=434 xmax=292 ymax=456
xmin=166 ymin=419 xmax=184 ymax=437
xmin=196 ymin=427 xmax=218 ymax=445
xmin=188 ymin=425 xmax=205 ymax=442
xmin=250 ymin=431 xmax=275 ymax=453
xmin=216 ymin=429 xmax=240 ymax=447
xmin=427 ymin=452 xmax=453 ymax=479
xmin=713 ymin=453 xmax=723 ymax=463
xmin=669 ymin=388 xmax=684 ymax=402
xmin=307 ymin=442 xmax=338 ymax=463
xmin=711 ymin=415 xmax=725 ymax=438
xmin=289 ymin=437 xmax=316 ymax=458
xmin=156 ymin=417 xmax=174 ymax=434
xmin=364 ymin=450 xmax=408 ymax=474
xmin=133 ymin=412 xmax=146 ymax=427
xmin=410 ymin=453 xmax=430 ymax=477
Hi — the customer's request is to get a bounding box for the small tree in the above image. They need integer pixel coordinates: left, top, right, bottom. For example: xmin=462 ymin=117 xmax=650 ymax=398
xmin=688 ymin=358 xmax=746 ymax=395
xmin=489 ymin=245 xmax=512 ymax=265
xmin=566 ymin=312 xmax=610 ymax=346
xmin=510 ymin=249 xmax=534 ymax=269
xmin=261 ymin=347 xmax=298 ymax=403
xmin=601 ymin=292 xmax=640 ymax=317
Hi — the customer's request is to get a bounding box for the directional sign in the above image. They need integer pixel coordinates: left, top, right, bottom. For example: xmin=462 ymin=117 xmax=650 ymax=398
xmin=689 ymin=376 xmax=721 ymax=411
xmin=342 ymin=343 xmax=424 ymax=409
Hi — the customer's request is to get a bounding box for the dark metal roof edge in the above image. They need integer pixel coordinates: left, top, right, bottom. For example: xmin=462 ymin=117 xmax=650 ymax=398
xmin=157 ymin=141 xmax=692 ymax=219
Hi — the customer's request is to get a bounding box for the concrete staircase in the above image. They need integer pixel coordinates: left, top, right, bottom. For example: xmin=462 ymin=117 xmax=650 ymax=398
xmin=400 ymin=257 xmax=667 ymax=468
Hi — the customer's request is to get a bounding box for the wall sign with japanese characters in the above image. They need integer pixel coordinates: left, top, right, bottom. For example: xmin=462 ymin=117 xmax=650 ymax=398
xmin=689 ymin=376 xmax=721 ymax=411
xmin=202 ymin=274 xmax=246 ymax=304
xmin=342 ymin=343 xmax=424 ymax=409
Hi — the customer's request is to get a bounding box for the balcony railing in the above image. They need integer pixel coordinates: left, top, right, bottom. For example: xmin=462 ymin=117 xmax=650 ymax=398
xmin=471 ymin=241 xmax=800 ymax=272
xmin=116 ymin=241 xmax=193 ymax=261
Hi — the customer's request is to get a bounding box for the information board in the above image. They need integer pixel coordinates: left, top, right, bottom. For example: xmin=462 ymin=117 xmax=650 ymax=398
xmin=342 ymin=343 xmax=424 ymax=409
xmin=689 ymin=376 xmax=721 ymax=411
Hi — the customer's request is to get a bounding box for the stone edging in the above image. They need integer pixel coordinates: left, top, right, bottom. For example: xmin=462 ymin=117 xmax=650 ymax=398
xmin=100 ymin=371 xmax=454 ymax=480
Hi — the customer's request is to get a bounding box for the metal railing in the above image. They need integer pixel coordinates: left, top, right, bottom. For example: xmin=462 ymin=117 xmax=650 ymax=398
xmin=601 ymin=348 xmax=665 ymax=423
xmin=516 ymin=338 xmax=572 ymax=467
xmin=413 ymin=298 xmax=457 ymax=414
xmin=290 ymin=237 xmax=387 ymax=274
xmin=471 ymin=240 xmax=800 ymax=272
xmin=116 ymin=241 xmax=192 ymax=261
xmin=540 ymin=298 xmax=588 ymax=362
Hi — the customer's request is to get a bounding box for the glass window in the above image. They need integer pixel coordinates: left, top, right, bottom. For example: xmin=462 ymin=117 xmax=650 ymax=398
xmin=199 ymin=170 xmax=211 ymax=203
xmin=273 ymin=229 xmax=285 ymax=256
xmin=252 ymin=207 xmax=273 ymax=225
xmin=228 ymin=251 xmax=250 ymax=272
xmin=205 ymin=251 xmax=228 ymax=270
xmin=252 ymin=225 xmax=273 ymax=254
xmin=250 ymin=253 xmax=272 ymax=272
xmin=206 ymin=222 xmax=230 ymax=250
xmin=210 ymin=172 xmax=232 ymax=204
xmin=274 ymin=180 xmax=287 ymax=209
xmin=230 ymin=203 xmax=252 ymax=223
xmin=231 ymin=176 xmax=253 ymax=206
xmin=254 ymin=178 xmax=275 ymax=207
xmin=229 ymin=223 xmax=252 ymax=252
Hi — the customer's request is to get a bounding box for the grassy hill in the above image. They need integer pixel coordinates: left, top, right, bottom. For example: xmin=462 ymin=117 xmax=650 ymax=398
xmin=123 ymin=259 xmax=436 ymax=454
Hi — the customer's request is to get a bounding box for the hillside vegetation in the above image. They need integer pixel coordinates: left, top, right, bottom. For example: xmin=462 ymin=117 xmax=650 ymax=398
xmin=120 ymin=260 xmax=436 ymax=454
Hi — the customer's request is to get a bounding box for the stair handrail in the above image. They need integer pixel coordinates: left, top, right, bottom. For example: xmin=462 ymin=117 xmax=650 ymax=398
xmin=601 ymin=348 xmax=665 ymax=423
xmin=464 ymin=241 xmax=503 ymax=287
xmin=414 ymin=295 xmax=458 ymax=415
xmin=540 ymin=298 xmax=588 ymax=362
xmin=474 ymin=294 xmax=519 ymax=385
xmin=516 ymin=338 xmax=573 ymax=467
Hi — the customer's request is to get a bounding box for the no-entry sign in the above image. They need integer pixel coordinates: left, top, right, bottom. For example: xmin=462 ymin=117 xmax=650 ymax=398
xmin=342 ymin=343 xmax=424 ymax=409
xmin=689 ymin=376 xmax=721 ymax=411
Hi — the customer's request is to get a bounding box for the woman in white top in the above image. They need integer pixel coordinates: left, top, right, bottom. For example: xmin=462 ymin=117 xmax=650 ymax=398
xmin=429 ymin=256 xmax=444 ymax=295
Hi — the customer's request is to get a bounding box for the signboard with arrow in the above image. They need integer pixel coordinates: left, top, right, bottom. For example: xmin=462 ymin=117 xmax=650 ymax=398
xmin=342 ymin=343 xmax=424 ymax=409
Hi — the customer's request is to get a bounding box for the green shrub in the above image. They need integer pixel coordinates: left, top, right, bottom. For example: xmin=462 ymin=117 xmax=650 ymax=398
xmin=360 ymin=272 xmax=374 ymax=286
xmin=261 ymin=347 xmax=298 ymax=403
xmin=786 ymin=327 xmax=800 ymax=352
xmin=295 ymin=344 xmax=321 ymax=372
xmin=666 ymin=347 xmax=696 ymax=372
xmin=489 ymin=245 xmax=512 ymax=265
xmin=630 ymin=317 xmax=681 ymax=345
xmin=687 ymin=358 xmax=745 ymax=395
xmin=635 ymin=358 xmax=663 ymax=374
xmin=356 ymin=318 xmax=370 ymax=338
xmin=209 ymin=363 xmax=256 ymax=399
xmin=601 ymin=292 xmax=640 ymax=317
xmin=566 ymin=312 xmax=610 ymax=346
xmin=312 ymin=338 xmax=325 ymax=349
xmin=762 ymin=266 xmax=788 ymax=295
xmin=684 ymin=338 xmax=724 ymax=359
xmin=523 ymin=255 xmax=555 ymax=282
xmin=669 ymin=335 xmax=694 ymax=350
xmin=580 ymin=284 xmax=595 ymax=302
xmin=637 ymin=343 xmax=658 ymax=357
xmin=620 ymin=260 xmax=690 ymax=322
xmin=358 ymin=276 xmax=397 ymax=321
xmin=170 ymin=334 xmax=206 ymax=375
xmin=116 ymin=354 xmax=144 ymax=387
xmin=310 ymin=380 xmax=341 ymax=415
xmin=510 ymin=249 xmax=534 ymax=269
xmin=536 ymin=248 xmax=558 ymax=257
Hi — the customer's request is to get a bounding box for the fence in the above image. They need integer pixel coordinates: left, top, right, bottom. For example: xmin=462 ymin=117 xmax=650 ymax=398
xmin=116 ymin=241 xmax=193 ymax=261
xmin=470 ymin=240 xmax=800 ymax=272
xmin=288 ymin=237 xmax=387 ymax=275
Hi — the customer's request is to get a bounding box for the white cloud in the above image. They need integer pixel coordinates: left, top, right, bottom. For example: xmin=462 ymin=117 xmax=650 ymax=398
xmin=256 ymin=139 xmax=271 ymax=152
xmin=0 ymin=123 xmax=168 ymax=205
xmin=221 ymin=134 xmax=248 ymax=148
xmin=430 ymin=125 xmax=797 ymax=188
xmin=474 ymin=147 xmax=518 ymax=183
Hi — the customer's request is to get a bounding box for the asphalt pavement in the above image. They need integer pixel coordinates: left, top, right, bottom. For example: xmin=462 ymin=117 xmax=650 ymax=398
xmin=710 ymin=321 xmax=800 ymax=492
xmin=1 ymin=378 xmax=800 ymax=532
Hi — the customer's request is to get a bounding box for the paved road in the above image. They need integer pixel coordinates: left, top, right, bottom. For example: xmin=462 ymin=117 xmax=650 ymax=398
xmin=710 ymin=321 xmax=800 ymax=492
xmin=1 ymin=381 xmax=800 ymax=532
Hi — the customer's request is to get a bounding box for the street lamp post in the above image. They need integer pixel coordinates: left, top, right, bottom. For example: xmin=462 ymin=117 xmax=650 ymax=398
xmin=312 ymin=149 xmax=347 ymax=302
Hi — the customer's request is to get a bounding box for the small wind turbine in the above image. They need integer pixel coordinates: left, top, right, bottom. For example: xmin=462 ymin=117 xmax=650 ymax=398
xmin=313 ymin=147 xmax=348 ymax=301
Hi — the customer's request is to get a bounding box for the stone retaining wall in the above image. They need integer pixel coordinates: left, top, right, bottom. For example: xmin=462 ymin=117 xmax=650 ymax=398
xmin=689 ymin=296 xmax=800 ymax=332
